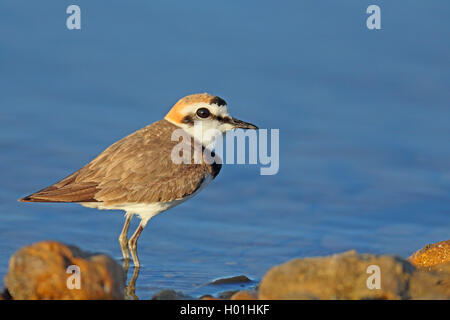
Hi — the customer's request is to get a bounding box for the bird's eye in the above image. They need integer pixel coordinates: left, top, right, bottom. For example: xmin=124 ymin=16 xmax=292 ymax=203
xmin=196 ymin=108 xmax=210 ymax=118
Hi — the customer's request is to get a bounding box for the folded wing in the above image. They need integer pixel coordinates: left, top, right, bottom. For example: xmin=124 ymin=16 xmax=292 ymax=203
xmin=19 ymin=120 xmax=211 ymax=204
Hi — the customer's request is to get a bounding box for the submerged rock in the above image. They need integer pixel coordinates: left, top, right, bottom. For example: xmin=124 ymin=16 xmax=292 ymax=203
xmin=218 ymin=290 xmax=239 ymax=299
xmin=151 ymin=289 xmax=192 ymax=300
xmin=408 ymin=240 xmax=450 ymax=269
xmin=4 ymin=241 xmax=125 ymax=300
xmin=258 ymin=250 xmax=450 ymax=300
xmin=200 ymin=294 xmax=221 ymax=300
xmin=210 ymin=275 xmax=252 ymax=285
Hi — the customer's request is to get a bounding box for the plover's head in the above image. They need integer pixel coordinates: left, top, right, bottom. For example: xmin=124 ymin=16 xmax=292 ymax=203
xmin=165 ymin=93 xmax=258 ymax=145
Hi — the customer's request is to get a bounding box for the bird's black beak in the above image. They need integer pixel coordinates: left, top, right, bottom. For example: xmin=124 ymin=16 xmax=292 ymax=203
xmin=230 ymin=117 xmax=258 ymax=130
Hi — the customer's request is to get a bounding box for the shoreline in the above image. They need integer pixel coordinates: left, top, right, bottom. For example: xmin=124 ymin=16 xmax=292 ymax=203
xmin=2 ymin=240 xmax=449 ymax=300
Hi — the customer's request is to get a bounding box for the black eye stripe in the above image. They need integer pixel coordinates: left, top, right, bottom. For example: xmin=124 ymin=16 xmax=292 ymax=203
xmin=209 ymin=115 xmax=232 ymax=122
xmin=217 ymin=116 xmax=232 ymax=123
xmin=181 ymin=115 xmax=194 ymax=124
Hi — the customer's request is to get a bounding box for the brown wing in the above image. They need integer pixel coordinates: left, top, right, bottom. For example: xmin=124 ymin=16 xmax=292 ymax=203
xmin=19 ymin=120 xmax=219 ymax=204
xmin=19 ymin=170 xmax=99 ymax=202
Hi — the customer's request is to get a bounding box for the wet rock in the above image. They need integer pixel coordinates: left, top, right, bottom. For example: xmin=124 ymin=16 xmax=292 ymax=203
xmin=427 ymin=260 xmax=450 ymax=273
xmin=258 ymin=250 xmax=450 ymax=300
xmin=4 ymin=241 xmax=125 ymax=300
xmin=408 ymin=240 xmax=450 ymax=269
xmin=200 ymin=294 xmax=221 ymax=300
xmin=0 ymin=289 xmax=12 ymax=300
xmin=151 ymin=289 xmax=192 ymax=300
xmin=210 ymin=275 xmax=252 ymax=285
xmin=408 ymin=263 xmax=450 ymax=299
xmin=218 ymin=290 xmax=239 ymax=299
xmin=231 ymin=290 xmax=258 ymax=300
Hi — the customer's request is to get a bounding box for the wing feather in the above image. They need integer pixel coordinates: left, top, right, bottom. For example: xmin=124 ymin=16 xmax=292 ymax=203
xmin=19 ymin=120 xmax=219 ymax=204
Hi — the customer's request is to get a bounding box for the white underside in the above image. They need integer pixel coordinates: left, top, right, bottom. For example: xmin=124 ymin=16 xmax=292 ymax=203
xmin=81 ymin=174 xmax=214 ymax=226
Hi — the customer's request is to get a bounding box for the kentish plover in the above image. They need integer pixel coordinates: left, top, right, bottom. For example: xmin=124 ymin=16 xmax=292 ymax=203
xmin=20 ymin=93 xmax=258 ymax=267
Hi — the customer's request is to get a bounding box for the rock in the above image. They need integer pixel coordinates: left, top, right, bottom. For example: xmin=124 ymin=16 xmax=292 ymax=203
xmin=4 ymin=241 xmax=125 ymax=300
xmin=210 ymin=275 xmax=252 ymax=285
xmin=427 ymin=261 xmax=450 ymax=273
xmin=151 ymin=289 xmax=192 ymax=300
xmin=200 ymin=294 xmax=221 ymax=300
xmin=218 ymin=290 xmax=239 ymax=299
xmin=408 ymin=240 xmax=450 ymax=269
xmin=258 ymin=250 xmax=450 ymax=300
xmin=231 ymin=290 xmax=258 ymax=300
xmin=408 ymin=263 xmax=450 ymax=299
xmin=0 ymin=289 xmax=12 ymax=300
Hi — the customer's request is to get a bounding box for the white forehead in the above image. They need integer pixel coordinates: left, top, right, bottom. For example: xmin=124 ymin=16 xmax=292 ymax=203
xmin=180 ymin=102 xmax=230 ymax=117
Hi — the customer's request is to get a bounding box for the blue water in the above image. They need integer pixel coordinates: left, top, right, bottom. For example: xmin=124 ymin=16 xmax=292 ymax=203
xmin=1 ymin=1 xmax=449 ymax=299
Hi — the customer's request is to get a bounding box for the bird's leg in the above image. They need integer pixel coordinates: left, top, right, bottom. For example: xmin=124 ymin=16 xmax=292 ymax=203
xmin=128 ymin=220 xmax=146 ymax=268
xmin=119 ymin=212 xmax=133 ymax=263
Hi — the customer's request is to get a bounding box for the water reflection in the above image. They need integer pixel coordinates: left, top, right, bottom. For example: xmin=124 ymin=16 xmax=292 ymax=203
xmin=123 ymin=259 xmax=140 ymax=300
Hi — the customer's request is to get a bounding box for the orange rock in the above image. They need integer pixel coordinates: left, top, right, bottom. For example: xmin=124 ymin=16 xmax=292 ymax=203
xmin=408 ymin=240 xmax=450 ymax=269
xmin=230 ymin=290 xmax=258 ymax=300
xmin=4 ymin=241 xmax=125 ymax=300
xmin=258 ymin=250 xmax=450 ymax=300
xmin=201 ymin=295 xmax=221 ymax=300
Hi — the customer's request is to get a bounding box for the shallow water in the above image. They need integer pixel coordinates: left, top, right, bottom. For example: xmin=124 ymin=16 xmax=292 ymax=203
xmin=1 ymin=1 xmax=449 ymax=299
